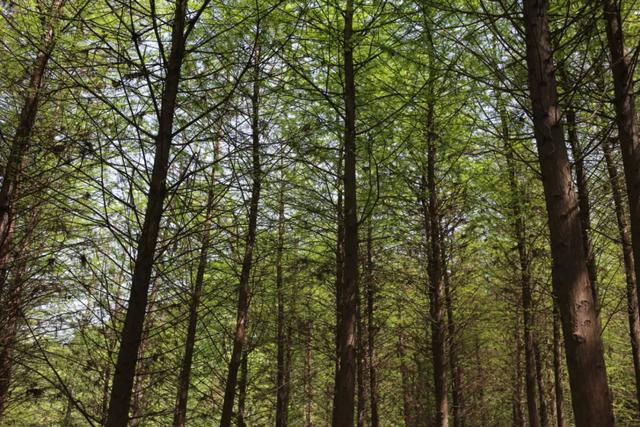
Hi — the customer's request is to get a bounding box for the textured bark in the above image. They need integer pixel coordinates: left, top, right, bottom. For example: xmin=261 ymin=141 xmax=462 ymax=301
xmin=173 ymin=143 xmax=219 ymax=427
xmin=552 ymin=304 xmax=565 ymax=427
xmin=365 ymin=224 xmax=379 ymax=427
xmin=332 ymin=0 xmax=358 ymax=423
xmin=522 ymin=0 xmax=614 ymax=424
xmin=105 ymin=3 xmax=187 ymax=424
xmin=566 ymin=108 xmax=599 ymax=310
xmin=603 ymin=137 xmax=640 ymax=411
xmin=219 ymin=47 xmax=262 ymax=427
xmin=275 ymin=180 xmax=289 ymax=427
xmin=602 ymin=0 xmax=640 ymax=323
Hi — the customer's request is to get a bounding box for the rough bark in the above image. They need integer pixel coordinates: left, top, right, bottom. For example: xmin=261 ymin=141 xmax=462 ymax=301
xmin=522 ymin=0 xmax=614 ymax=424
xmin=602 ymin=137 xmax=640 ymax=411
xmin=332 ymin=0 xmax=358 ymax=423
xmin=173 ymin=143 xmax=219 ymax=427
xmin=552 ymin=303 xmax=565 ymax=427
xmin=602 ymin=0 xmax=640 ymax=321
xmin=219 ymin=46 xmax=262 ymax=427
xmin=105 ymin=2 xmax=187 ymax=424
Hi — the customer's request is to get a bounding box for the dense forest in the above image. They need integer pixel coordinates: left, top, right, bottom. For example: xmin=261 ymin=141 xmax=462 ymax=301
xmin=0 ymin=0 xmax=640 ymax=425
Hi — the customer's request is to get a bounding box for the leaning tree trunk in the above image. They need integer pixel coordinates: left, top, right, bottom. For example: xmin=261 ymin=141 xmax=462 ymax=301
xmin=105 ymin=2 xmax=187 ymax=425
xmin=219 ymin=46 xmax=263 ymax=427
xmin=332 ymin=0 xmax=358 ymax=423
xmin=602 ymin=137 xmax=640 ymax=411
xmin=602 ymin=0 xmax=640 ymax=317
xmin=521 ymin=0 xmax=614 ymax=424
xmin=173 ymin=142 xmax=220 ymax=427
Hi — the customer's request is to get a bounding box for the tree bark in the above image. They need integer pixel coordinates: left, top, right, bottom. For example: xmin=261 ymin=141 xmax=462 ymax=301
xmin=397 ymin=331 xmax=415 ymax=427
xmin=304 ymin=319 xmax=314 ymax=427
xmin=513 ymin=310 xmax=525 ymax=427
xmin=356 ymin=284 xmax=366 ymax=427
xmin=219 ymin=45 xmax=262 ymax=427
xmin=237 ymin=352 xmax=248 ymax=427
xmin=173 ymin=142 xmax=219 ymax=427
xmin=365 ymin=223 xmax=379 ymax=427
xmin=332 ymin=0 xmax=358 ymax=423
xmin=521 ymin=0 xmax=614 ymax=424
xmin=552 ymin=303 xmax=565 ymax=427
xmin=602 ymin=0 xmax=640 ymax=320
xmin=275 ymin=177 xmax=289 ymax=427
xmin=602 ymin=137 xmax=640 ymax=411
xmin=534 ymin=339 xmax=549 ymax=427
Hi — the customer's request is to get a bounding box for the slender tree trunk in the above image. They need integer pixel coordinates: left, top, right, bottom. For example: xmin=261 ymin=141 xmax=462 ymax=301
xmin=0 ymin=0 xmax=63 ymax=300
xmin=513 ymin=310 xmax=525 ymax=427
xmin=356 ymin=286 xmax=366 ymax=427
xmin=521 ymin=0 xmax=614 ymax=424
xmin=332 ymin=145 xmax=344 ymax=427
xmin=219 ymin=46 xmax=262 ymax=427
xmin=552 ymin=303 xmax=565 ymax=427
xmin=500 ymin=102 xmax=540 ymax=427
xmin=173 ymin=143 xmax=219 ymax=427
xmin=237 ymin=352 xmax=248 ymax=427
xmin=422 ymin=100 xmax=449 ymax=427
xmin=333 ymin=0 xmax=358 ymax=423
xmin=397 ymin=331 xmax=415 ymax=427
xmin=602 ymin=0 xmax=640 ymax=318
xmin=365 ymin=224 xmax=379 ymax=427
xmin=275 ymin=176 xmax=289 ymax=427
xmin=474 ymin=335 xmax=487 ymax=426
xmin=566 ymin=108 xmax=599 ymax=310
xmin=105 ymin=2 xmax=187 ymax=424
xmin=304 ymin=319 xmax=314 ymax=427
xmin=602 ymin=137 xmax=640 ymax=410
xmin=534 ymin=339 xmax=549 ymax=427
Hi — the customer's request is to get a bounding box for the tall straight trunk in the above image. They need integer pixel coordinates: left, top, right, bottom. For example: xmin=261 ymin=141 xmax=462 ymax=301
xmin=566 ymin=108 xmax=599 ymax=309
xmin=237 ymin=352 xmax=248 ymax=427
xmin=365 ymin=223 xmax=379 ymax=427
xmin=332 ymin=145 xmax=344 ymax=427
xmin=602 ymin=0 xmax=640 ymax=317
xmin=0 ymin=0 xmax=64 ymax=299
xmin=521 ymin=0 xmax=614 ymax=424
xmin=513 ymin=310 xmax=525 ymax=427
xmin=332 ymin=0 xmax=358 ymax=423
xmin=219 ymin=46 xmax=262 ymax=427
xmin=424 ymin=100 xmax=449 ymax=427
xmin=173 ymin=143 xmax=219 ymax=427
xmin=397 ymin=331 xmax=415 ymax=427
xmin=602 ymin=137 xmax=640 ymax=410
xmin=304 ymin=319 xmax=314 ymax=427
xmin=443 ymin=248 xmax=462 ymax=427
xmin=500 ymin=102 xmax=540 ymax=427
xmin=356 ymin=286 xmax=366 ymax=427
xmin=474 ymin=335 xmax=487 ymax=426
xmin=534 ymin=339 xmax=549 ymax=427
xmin=552 ymin=304 xmax=565 ymax=427
xmin=275 ymin=177 xmax=289 ymax=427
xmin=105 ymin=3 xmax=187 ymax=424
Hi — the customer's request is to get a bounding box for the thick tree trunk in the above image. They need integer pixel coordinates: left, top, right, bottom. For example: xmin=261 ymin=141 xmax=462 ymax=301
xmin=602 ymin=0 xmax=640 ymax=319
xmin=566 ymin=108 xmax=599 ymax=310
xmin=105 ymin=3 xmax=187 ymax=425
xmin=173 ymin=144 xmax=219 ymax=427
xmin=602 ymin=137 xmax=640 ymax=411
xmin=522 ymin=0 xmax=614 ymax=425
xmin=219 ymin=47 xmax=262 ymax=427
xmin=501 ymin=104 xmax=540 ymax=427
xmin=365 ymin=224 xmax=379 ymax=427
xmin=332 ymin=0 xmax=358 ymax=423
xmin=552 ymin=304 xmax=565 ymax=427
xmin=275 ymin=179 xmax=289 ymax=427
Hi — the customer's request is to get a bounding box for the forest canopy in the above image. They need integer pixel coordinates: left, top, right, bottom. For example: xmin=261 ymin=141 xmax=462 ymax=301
xmin=0 ymin=0 xmax=640 ymax=425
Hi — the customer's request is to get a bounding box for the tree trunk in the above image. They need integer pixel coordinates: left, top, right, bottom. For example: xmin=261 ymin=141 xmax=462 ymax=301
xmin=443 ymin=240 xmax=462 ymax=427
xmin=332 ymin=0 xmax=358 ymax=423
xmin=602 ymin=137 xmax=640 ymax=411
xmin=513 ymin=310 xmax=525 ymax=427
xmin=173 ymin=143 xmax=219 ymax=427
xmin=397 ymin=331 xmax=415 ymax=427
xmin=534 ymin=339 xmax=549 ymax=427
xmin=275 ymin=177 xmax=289 ymax=427
xmin=304 ymin=319 xmax=314 ymax=427
xmin=566 ymin=108 xmax=599 ymax=310
xmin=501 ymin=102 xmax=540 ymax=427
xmin=237 ymin=352 xmax=248 ymax=427
xmin=422 ymin=100 xmax=449 ymax=427
xmin=356 ymin=285 xmax=366 ymax=427
xmin=521 ymin=0 xmax=614 ymax=424
xmin=365 ymin=224 xmax=379 ymax=427
xmin=602 ymin=0 xmax=640 ymax=321
xmin=552 ymin=303 xmax=565 ymax=427
xmin=219 ymin=46 xmax=262 ymax=427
